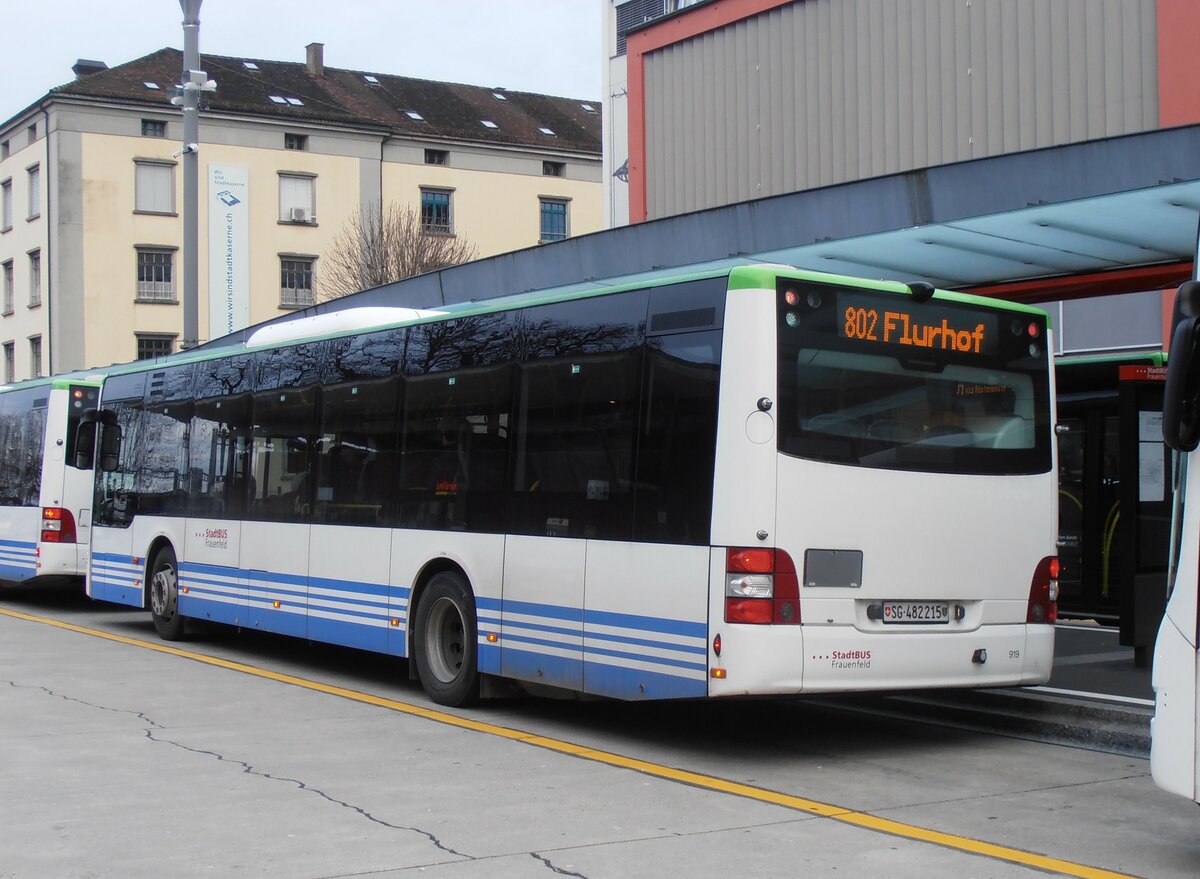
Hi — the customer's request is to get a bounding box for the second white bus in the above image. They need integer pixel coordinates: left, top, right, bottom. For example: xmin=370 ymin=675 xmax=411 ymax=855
xmin=0 ymin=377 xmax=102 ymax=586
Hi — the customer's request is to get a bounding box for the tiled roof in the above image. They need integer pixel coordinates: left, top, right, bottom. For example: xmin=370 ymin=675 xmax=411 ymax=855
xmin=51 ymin=47 xmax=601 ymax=155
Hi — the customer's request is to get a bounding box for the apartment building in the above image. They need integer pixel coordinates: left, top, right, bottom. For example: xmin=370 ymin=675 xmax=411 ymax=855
xmin=0 ymin=44 xmax=602 ymax=378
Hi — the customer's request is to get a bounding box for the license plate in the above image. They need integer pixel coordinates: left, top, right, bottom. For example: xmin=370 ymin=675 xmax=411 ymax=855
xmin=882 ymin=601 xmax=951 ymax=624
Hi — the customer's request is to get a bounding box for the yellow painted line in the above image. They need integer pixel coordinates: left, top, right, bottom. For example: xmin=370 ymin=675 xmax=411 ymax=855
xmin=1 ymin=606 xmax=1139 ymax=879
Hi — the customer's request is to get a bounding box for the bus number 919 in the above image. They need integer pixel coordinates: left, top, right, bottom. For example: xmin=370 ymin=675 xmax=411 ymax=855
xmin=844 ymin=306 xmax=879 ymax=341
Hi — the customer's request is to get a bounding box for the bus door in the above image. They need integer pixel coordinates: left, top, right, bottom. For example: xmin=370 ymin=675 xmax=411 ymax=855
xmin=309 ymin=380 xmax=396 ymax=654
xmin=240 ymin=386 xmax=314 ymax=639
xmin=1117 ymin=366 xmax=1171 ymax=665
xmin=180 ymin=391 xmax=250 ymax=627
xmin=581 ymin=321 xmax=723 ymax=701
xmin=501 ymin=290 xmax=651 ymax=694
xmin=503 ymin=357 xmax=589 ymax=692
xmin=88 ymin=373 xmax=147 ymax=606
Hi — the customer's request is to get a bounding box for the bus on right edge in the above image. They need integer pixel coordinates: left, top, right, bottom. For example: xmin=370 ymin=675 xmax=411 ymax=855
xmin=1155 ymin=278 xmax=1200 ymax=805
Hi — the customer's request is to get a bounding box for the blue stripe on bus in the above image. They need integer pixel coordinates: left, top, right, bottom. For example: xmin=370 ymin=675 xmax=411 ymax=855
xmin=500 ymin=632 xmax=584 ymax=652
xmin=585 ymin=630 xmax=708 ymax=656
xmin=0 ymin=562 xmax=36 ymax=581
xmin=582 ymin=643 xmax=707 ymax=673
xmin=501 ymin=646 xmax=583 ymax=692
xmin=499 ymin=599 xmax=584 ymax=624
xmin=502 ymin=619 xmax=584 ymax=640
xmin=0 ymin=538 xmax=37 ymax=549
xmin=584 ymin=607 xmax=708 ymax=640
xmin=582 ymin=660 xmax=707 ymax=701
xmin=499 ymin=597 xmax=705 ymax=641
xmin=501 ymin=631 xmax=706 ymax=674
xmin=309 ymin=575 xmax=394 ymax=598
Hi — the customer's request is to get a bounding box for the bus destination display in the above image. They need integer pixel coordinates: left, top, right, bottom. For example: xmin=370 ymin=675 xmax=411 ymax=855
xmin=837 ymin=292 xmax=998 ymax=357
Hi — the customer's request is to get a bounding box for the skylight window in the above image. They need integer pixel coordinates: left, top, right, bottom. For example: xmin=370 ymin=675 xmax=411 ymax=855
xmin=580 ymin=103 xmax=598 ymax=114
xmin=492 ymin=92 xmax=507 ymax=101
xmin=286 ymin=97 xmax=304 ymax=106
xmin=363 ymin=75 xmax=380 ymax=84
xmin=143 ymin=82 xmax=161 ymax=90
xmin=405 ymin=111 xmax=425 ymax=121
xmin=481 ymin=120 xmax=498 ymax=129
xmin=243 ymin=61 xmax=260 ymax=70
xmin=268 ymin=95 xmax=287 ymax=104
xmin=538 ymin=127 xmax=556 ymax=137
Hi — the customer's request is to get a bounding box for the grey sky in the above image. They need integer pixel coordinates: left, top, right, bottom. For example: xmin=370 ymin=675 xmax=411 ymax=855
xmin=0 ymin=0 xmax=603 ymax=124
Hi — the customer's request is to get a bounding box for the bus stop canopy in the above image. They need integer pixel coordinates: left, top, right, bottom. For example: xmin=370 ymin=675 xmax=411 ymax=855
xmin=207 ymin=123 xmax=1200 ymax=348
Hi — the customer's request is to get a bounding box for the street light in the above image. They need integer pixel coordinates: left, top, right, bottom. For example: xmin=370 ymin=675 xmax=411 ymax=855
xmin=177 ymin=2 xmax=216 ymax=350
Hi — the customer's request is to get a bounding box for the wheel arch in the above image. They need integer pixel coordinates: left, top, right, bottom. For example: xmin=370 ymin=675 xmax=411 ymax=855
xmin=406 ymin=557 xmax=472 ymax=671
xmin=142 ymin=535 xmax=177 ymax=611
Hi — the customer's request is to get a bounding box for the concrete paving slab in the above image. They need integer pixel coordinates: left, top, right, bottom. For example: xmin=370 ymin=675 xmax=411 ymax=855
xmin=1 ymin=588 xmax=1190 ymax=879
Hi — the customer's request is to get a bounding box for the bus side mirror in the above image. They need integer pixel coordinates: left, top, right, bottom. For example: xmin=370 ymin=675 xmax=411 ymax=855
xmin=1164 ymin=314 xmax=1200 ymax=452
xmin=98 ymin=411 xmax=123 ymax=473
xmin=74 ymin=410 xmax=99 ymax=468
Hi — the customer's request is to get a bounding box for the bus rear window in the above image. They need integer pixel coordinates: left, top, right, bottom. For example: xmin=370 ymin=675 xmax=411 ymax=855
xmin=776 ymin=281 xmax=1052 ymax=476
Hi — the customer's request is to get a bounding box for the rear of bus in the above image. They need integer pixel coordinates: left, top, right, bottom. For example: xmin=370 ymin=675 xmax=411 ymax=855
xmin=38 ymin=381 xmax=101 ymax=580
xmin=708 ymin=268 xmax=1057 ymax=695
xmin=0 ymin=380 xmax=100 ymax=584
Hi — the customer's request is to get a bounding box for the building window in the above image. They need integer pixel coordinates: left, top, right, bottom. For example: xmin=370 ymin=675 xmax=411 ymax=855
xmin=0 ymin=141 xmax=8 ymax=160
xmin=284 ymin=133 xmax=308 ymax=151
xmin=28 ymin=336 xmax=41 ymax=378
xmin=1 ymin=179 xmax=11 ymax=230
xmin=27 ymin=124 xmax=37 ymax=145
xmin=141 ymin=119 xmax=167 ymax=138
xmin=136 ymin=334 xmax=176 ymax=360
xmin=3 ymin=342 xmax=13 ymax=383
xmin=420 ymin=189 xmax=452 ymax=234
xmin=27 ymin=165 xmax=40 ymax=219
xmin=543 ymin=161 xmax=565 ymax=177
xmin=539 ymin=198 xmax=569 ymax=242
xmin=134 ymin=160 xmax=175 ymax=214
xmin=279 ymin=173 xmax=315 ymax=223
xmin=280 ymin=257 xmax=315 ymax=307
xmin=27 ymin=250 xmax=40 ymax=307
xmin=136 ymin=248 xmax=176 ymax=301
xmin=424 ymin=149 xmax=448 ymax=166
xmin=2 ymin=261 xmax=13 ymax=314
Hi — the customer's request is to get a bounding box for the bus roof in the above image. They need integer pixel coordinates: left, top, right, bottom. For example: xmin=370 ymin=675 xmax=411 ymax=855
xmin=95 ymin=264 xmax=1051 ymax=379
xmin=0 ymin=373 xmax=106 ymax=394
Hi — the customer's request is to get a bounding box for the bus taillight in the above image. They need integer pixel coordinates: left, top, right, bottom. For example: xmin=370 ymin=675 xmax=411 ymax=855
xmin=41 ymin=507 xmax=77 ymax=543
xmin=725 ymin=548 xmax=801 ymax=625
xmin=1027 ymin=556 xmax=1059 ymax=624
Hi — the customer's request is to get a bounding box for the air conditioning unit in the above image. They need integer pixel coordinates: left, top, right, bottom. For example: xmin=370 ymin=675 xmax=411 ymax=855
xmin=289 ymin=207 xmax=309 ymax=223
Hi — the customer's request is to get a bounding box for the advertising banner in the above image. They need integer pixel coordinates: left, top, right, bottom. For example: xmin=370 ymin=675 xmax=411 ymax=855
xmin=207 ymin=165 xmax=250 ymax=341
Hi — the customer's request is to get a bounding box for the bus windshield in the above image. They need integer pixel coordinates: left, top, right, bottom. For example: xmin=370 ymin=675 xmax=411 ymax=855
xmin=776 ymin=280 xmax=1052 ymax=476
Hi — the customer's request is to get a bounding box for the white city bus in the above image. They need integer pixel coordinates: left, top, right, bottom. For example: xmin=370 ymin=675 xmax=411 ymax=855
xmin=84 ymin=265 xmax=1057 ymax=705
xmin=0 ymin=377 xmax=102 ymax=586
xmin=1154 ymin=278 xmax=1200 ymax=804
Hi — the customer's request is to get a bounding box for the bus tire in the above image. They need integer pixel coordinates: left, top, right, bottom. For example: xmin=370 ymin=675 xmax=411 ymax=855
xmin=413 ymin=571 xmax=479 ymax=707
xmin=149 ymin=546 xmax=186 ymax=641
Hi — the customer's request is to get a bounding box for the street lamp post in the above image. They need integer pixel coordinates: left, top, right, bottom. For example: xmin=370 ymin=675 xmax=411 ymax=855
xmin=176 ymin=0 xmax=214 ymax=350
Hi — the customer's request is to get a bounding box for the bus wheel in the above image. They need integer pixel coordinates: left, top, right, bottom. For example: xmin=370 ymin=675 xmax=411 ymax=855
xmin=413 ymin=572 xmax=479 ymax=707
xmin=149 ymin=546 xmax=185 ymax=641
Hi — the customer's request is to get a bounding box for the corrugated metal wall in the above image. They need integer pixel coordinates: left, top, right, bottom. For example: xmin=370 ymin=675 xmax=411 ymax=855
xmin=643 ymin=0 xmax=1159 ymax=219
